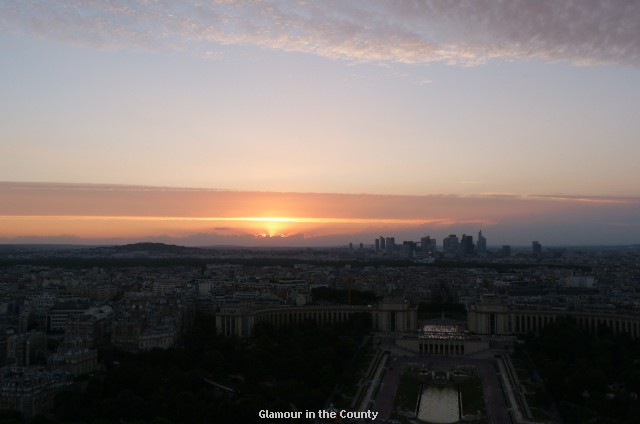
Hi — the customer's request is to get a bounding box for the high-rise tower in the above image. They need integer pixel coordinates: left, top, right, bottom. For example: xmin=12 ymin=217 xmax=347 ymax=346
xmin=443 ymin=234 xmax=459 ymax=258
xmin=477 ymin=231 xmax=487 ymax=256
xmin=532 ymin=241 xmax=542 ymax=257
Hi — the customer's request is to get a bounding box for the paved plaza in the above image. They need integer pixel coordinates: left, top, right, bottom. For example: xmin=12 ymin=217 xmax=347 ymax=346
xmin=372 ymin=351 xmax=512 ymax=424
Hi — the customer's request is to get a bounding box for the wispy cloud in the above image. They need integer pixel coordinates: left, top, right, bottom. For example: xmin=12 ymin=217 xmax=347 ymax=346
xmin=2 ymin=1 xmax=639 ymax=66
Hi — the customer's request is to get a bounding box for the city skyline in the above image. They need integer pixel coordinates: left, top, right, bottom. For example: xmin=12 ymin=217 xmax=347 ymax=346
xmin=2 ymin=1 xmax=640 ymax=246
xmin=1 ymin=182 xmax=639 ymax=247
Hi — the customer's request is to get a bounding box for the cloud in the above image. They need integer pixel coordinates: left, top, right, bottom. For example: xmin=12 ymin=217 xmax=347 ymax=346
xmin=2 ymin=182 xmax=640 ymax=247
xmin=213 ymin=227 xmax=232 ymax=231
xmin=2 ymin=182 xmax=638 ymax=218
xmin=1 ymin=1 xmax=639 ymax=66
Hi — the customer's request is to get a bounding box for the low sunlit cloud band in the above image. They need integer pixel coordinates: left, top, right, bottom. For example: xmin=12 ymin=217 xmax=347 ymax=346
xmin=2 ymin=183 xmax=639 ymax=246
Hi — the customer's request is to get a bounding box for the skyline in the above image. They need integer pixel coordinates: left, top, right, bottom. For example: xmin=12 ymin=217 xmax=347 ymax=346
xmin=2 ymin=182 xmax=640 ymax=247
xmin=2 ymin=1 xmax=640 ymax=246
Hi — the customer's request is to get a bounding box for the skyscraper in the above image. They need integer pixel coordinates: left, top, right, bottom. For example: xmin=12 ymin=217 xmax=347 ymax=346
xmin=460 ymin=234 xmax=475 ymax=256
xmin=421 ymin=236 xmax=437 ymax=257
xmin=443 ymin=234 xmax=459 ymax=258
xmin=477 ymin=231 xmax=487 ymax=256
xmin=532 ymin=241 xmax=542 ymax=257
xmin=385 ymin=237 xmax=395 ymax=255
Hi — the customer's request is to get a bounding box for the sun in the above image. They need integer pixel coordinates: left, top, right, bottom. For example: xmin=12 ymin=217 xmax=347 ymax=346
xmin=252 ymin=218 xmax=290 ymax=238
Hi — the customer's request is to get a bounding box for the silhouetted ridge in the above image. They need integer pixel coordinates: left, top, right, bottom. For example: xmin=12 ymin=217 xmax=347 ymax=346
xmin=113 ymin=242 xmax=193 ymax=253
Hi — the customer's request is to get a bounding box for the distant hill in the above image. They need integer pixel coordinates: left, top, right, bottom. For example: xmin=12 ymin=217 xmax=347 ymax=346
xmin=111 ymin=242 xmax=195 ymax=253
xmin=88 ymin=242 xmax=212 ymax=256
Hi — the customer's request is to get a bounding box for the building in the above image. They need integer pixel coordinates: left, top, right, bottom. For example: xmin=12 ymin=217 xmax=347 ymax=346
xmin=112 ymin=313 xmax=143 ymax=353
xmin=215 ymin=299 xmax=417 ymax=338
xmin=0 ymin=367 xmax=72 ymax=420
xmin=385 ymin=237 xmax=395 ymax=255
xmin=138 ymin=324 xmax=178 ymax=351
xmin=420 ymin=236 xmax=437 ymax=257
xmin=112 ymin=312 xmax=180 ymax=353
xmin=47 ymin=343 xmax=98 ymax=376
xmin=467 ymin=294 xmax=640 ymax=339
xmin=443 ymin=235 xmax=459 ymax=259
xmin=460 ymin=235 xmax=474 ymax=257
xmin=532 ymin=241 xmax=542 ymax=257
xmin=395 ymin=318 xmax=490 ymax=356
xmin=6 ymin=331 xmax=47 ymax=367
xmin=46 ymin=301 xmax=91 ymax=334
xmin=476 ymin=231 xmax=487 ymax=256
xmin=88 ymin=283 xmax=118 ymax=302
xmin=63 ymin=305 xmax=113 ymax=348
xmin=402 ymin=241 xmax=417 ymax=258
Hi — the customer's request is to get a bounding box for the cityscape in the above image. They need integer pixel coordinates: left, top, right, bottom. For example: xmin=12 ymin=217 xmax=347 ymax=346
xmin=2 ymin=0 xmax=640 ymax=423
xmin=351 ymin=231 xmax=519 ymax=260
xmin=0 ymin=238 xmax=639 ymax=422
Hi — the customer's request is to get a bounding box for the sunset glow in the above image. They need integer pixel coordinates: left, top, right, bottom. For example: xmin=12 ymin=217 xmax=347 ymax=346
xmin=0 ymin=214 xmax=450 ymax=239
xmin=1 ymin=183 xmax=639 ymax=246
xmin=1 ymin=2 xmax=640 ymax=246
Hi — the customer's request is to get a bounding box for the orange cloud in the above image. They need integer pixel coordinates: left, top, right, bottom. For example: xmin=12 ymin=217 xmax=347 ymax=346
xmin=1 ymin=182 xmax=639 ymax=245
xmin=0 ymin=214 xmax=458 ymax=239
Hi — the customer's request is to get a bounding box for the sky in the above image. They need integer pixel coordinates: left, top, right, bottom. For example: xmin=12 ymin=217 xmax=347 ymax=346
xmin=1 ymin=1 xmax=640 ymax=247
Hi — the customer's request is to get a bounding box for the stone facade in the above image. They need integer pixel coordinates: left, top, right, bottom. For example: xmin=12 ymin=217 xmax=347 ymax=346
xmin=215 ymin=299 xmax=418 ymax=337
xmin=467 ymin=294 xmax=640 ymax=339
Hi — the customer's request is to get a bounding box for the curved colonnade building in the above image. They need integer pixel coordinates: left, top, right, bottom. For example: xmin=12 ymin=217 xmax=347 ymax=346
xmin=215 ymin=294 xmax=640 ymax=356
xmin=467 ymin=294 xmax=640 ymax=339
xmin=215 ymin=299 xmax=417 ymax=338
